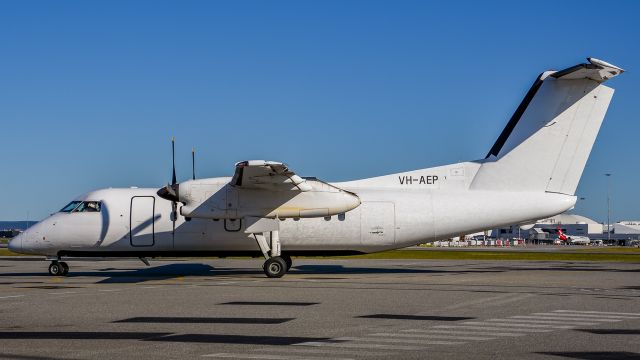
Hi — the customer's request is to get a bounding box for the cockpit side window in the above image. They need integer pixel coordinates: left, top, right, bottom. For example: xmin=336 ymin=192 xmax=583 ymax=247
xmin=60 ymin=201 xmax=101 ymax=213
xmin=79 ymin=201 xmax=101 ymax=212
xmin=60 ymin=201 xmax=82 ymax=212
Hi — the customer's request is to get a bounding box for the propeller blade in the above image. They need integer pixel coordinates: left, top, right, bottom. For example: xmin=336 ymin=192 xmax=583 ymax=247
xmin=171 ymin=137 xmax=177 ymax=186
xmin=192 ymin=147 xmax=196 ymax=180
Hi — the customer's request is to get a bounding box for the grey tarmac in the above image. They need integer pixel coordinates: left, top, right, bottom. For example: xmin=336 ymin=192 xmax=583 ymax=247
xmin=0 ymin=257 xmax=639 ymax=360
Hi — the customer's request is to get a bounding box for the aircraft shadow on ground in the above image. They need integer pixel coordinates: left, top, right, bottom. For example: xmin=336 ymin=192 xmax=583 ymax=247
xmin=0 ymin=331 xmax=331 ymax=346
xmin=536 ymin=352 xmax=640 ymax=360
xmin=113 ymin=317 xmax=295 ymax=324
xmin=0 ymin=263 xmax=505 ymax=284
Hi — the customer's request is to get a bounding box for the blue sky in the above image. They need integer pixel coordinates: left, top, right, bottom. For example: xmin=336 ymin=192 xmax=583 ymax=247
xmin=0 ymin=0 xmax=638 ymax=223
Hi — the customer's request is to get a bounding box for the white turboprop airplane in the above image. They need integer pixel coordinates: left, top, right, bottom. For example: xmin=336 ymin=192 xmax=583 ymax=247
xmin=9 ymin=58 xmax=623 ymax=278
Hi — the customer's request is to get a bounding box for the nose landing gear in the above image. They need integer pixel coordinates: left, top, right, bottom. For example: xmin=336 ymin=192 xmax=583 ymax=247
xmin=48 ymin=261 xmax=69 ymax=276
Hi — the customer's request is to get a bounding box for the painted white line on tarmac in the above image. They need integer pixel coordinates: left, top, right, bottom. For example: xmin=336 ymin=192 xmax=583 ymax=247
xmin=510 ymin=315 xmax=620 ymax=322
xmin=462 ymin=321 xmax=576 ymax=329
xmin=258 ymin=347 xmax=389 ymax=357
xmin=434 ymin=325 xmax=550 ymax=333
xmin=487 ymin=318 xmax=598 ymax=326
xmin=336 ymin=336 xmax=463 ymax=345
xmin=47 ymin=291 xmax=78 ymax=295
xmin=295 ymin=341 xmax=427 ymax=351
xmin=440 ymin=294 xmax=517 ymax=311
xmin=554 ymin=310 xmax=640 ymax=316
xmin=403 ymin=329 xmax=525 ymax=337
xmin=370 ymin=333 xmax=495 ymax=341
xmin=539 ymin=312 xmax=640 ymax=319
xmin=0 ymin=295 xmax=25 ymax=299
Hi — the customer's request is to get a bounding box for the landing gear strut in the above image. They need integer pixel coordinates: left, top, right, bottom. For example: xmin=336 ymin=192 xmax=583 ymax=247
xmin=246 ymin=217 xmax=293 ymax=278
xmin=48 ymin=261 xmax=69 ymax=276
xmin=252 ymin=229 xmax=293 ymax=278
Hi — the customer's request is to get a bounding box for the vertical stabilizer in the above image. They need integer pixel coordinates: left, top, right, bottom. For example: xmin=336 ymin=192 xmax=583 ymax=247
xmin=471 ymin=58 xmax=623 ymax=195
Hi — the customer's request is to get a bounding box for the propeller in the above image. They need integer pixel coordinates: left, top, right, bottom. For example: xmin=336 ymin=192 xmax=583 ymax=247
xmin=192 ymin=147 xmax=196 ymax=180
xmin=157 ymin=137 xmax=180 ymax=233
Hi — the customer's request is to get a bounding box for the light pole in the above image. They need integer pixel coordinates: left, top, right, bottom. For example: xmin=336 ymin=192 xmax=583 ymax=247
xmin=605 ymin=173 xmax=612 ymax=244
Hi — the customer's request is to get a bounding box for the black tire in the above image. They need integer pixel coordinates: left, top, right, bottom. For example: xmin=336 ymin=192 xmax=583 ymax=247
xmin=281 ymin=254 xmax=293 ymax=271
xmin=48 ymin=262 xmax=63 ymax=276
xmin=60 ymin=262 xmax=69 ymax=276
xmin=263 ymin=257 xmax=287 ymax=278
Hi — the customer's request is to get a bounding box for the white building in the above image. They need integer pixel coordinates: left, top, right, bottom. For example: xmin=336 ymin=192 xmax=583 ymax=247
xmin=492 ymin=213 xmax=603 ymax=240
xmin=614 ymin=221 xmax=640 ymax=235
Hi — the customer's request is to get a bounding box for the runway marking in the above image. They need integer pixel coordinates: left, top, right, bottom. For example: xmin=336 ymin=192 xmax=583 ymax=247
xmin=433 ymin=325 xmax=549 ymax=333
xmin=371 ymin=332 xmax=495 ymax=341
xmin=538 ymin=312 xmax=640 ymax=319
xmin=403 ymin=329 xmax=525 ymax=337
xmin=202 ymin=353 xmax=352 ymax=360
xmin=486 ymin=318 xmax=598 ymax=326
xmin=461 ymin=321 xmax=576 ymax=329
xmin=486 ymin=293 xmax=535 ymax=307
xmin=0 ymin=295 xmax=25 ymax=299
xmin=258 ymin=347 xmax=389 ymax=357
xmin=439 ymin=293 xmax=516 ymax=310
xmin=335 ymin=336 xmax=463 ymax=345
xmin=98 ymin=289 xmax=121 ymax=292
xmin=47 ymin=291 xmax=78 ymax=295
xmin=509 ymin=315 xmax=620 ymax=322
xmin=553 ymin=310 xmax=640 ymax=316
xmin=295 ymin=341 xmax=426 ymax=351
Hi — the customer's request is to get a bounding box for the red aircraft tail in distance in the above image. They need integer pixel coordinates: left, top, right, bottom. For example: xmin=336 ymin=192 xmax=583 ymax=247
xmin=557 ymin=226 xmax=568 ymax=242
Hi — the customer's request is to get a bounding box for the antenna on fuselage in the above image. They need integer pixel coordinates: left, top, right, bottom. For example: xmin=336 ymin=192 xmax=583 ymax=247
xmin=192 ymin=147 xmax=196 ymax=180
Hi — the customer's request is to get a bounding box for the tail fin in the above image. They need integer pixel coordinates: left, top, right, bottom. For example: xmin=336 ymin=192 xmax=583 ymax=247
xmin=471 ymin=58 xmax=623 ymax=195
xmin=557 ymin=226 xmax=567 ymax=241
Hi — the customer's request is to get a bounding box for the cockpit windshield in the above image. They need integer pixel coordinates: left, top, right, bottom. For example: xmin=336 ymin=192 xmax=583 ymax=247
xmin=59 ymin=201 xmax=101 ymax=213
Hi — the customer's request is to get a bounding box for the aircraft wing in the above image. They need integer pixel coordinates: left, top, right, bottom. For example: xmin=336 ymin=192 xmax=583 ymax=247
xmin=230 ymin=160 xmax=312 ymax=191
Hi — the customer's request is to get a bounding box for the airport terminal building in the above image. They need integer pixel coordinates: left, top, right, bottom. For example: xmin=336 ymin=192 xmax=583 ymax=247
xmin=491 ymin=214 xmax=640 ymax=244
xmin=492 ymin=214 xmax=602 ymax=241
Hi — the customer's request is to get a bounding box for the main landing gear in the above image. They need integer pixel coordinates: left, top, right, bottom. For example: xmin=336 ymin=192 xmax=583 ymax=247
xmin=48 ymin=260 xmax=69 ymax=276
xmin=253 ymin=230 xmax=293 ymax=278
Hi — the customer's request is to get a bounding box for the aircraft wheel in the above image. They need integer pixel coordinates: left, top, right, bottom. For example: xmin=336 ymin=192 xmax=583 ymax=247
xmin=281 ymin=254 xmax=293 ymax=271
xmin=48 ymin=262 xmax=64 ymax=276
xmin=60 ymin=262 xmax=69 ymax=276
xmin=263 ymin=257 xmax=287 ymax=278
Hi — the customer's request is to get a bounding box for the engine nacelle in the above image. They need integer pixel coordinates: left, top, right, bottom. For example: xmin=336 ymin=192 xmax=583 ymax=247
xmin=178 ymin=178 xmax=360 ymax=220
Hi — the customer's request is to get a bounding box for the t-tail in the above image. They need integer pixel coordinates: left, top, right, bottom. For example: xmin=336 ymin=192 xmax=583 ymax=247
xmin=471 ymin=58 xmax=624 ymax=195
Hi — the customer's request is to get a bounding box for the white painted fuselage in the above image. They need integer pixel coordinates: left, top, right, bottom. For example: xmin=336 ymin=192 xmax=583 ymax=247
xmin=11 ymin=162 xmax=576 ymax=257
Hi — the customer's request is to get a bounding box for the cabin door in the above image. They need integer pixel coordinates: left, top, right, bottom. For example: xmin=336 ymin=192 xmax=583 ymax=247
xmin=360 ymin=202 xmax=396 ymax=245
xmin=130 ymin=196 xmax=155 ymax=247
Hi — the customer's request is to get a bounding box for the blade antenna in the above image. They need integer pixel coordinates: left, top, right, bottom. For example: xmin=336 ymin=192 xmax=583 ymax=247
xmin=192 ymin=147 xmax=196 ymax=180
